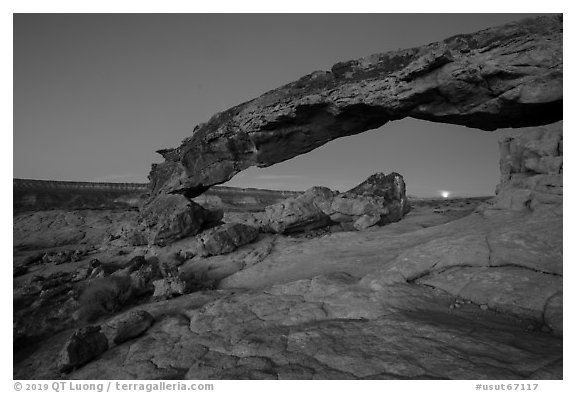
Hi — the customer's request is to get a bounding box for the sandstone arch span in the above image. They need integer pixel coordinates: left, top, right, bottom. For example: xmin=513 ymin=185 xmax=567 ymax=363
xmin=149 ymin=15 xmax=562 ymax=199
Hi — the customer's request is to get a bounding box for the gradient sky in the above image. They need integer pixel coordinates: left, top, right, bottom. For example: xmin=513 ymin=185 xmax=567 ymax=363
xmin=13 ymin=13 xmax=544 ymax=197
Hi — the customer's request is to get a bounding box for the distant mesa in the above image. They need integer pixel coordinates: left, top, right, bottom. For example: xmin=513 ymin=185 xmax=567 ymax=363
xmin=13 ymin=179 xmax=149 ymax=212
xmin=13 ymin=178 xmax=301 ymax=213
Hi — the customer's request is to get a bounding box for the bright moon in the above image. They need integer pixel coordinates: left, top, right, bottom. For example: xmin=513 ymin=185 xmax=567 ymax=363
xmin=441 ymin=191 xmax=450 ymax=198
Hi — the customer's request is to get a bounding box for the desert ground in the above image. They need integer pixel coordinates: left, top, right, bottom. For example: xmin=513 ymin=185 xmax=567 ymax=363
xmin=13 ymin=183 xmax=561 ymax=379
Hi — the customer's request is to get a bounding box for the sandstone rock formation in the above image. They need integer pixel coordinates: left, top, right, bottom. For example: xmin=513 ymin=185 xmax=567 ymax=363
xmin=24 ymin=272 xmax=560 ymax=380
xmin=253 ymin=172 xmax=409 ymax=234
xmin=147 ymin=15 xmax=562 ymax=200
xmin=259 ymin=194 xmax=332 ymax=234
xmin=109 ymin=310 xmax=155 ymax=345
xmin=194 ymin=223 xmax=260 ymax=256
xmin=149 ymin=223 xmax=261 ymax=267
xmin=138 ymin=194 xmax=211 ymax=245
xmin=192 ymin=186 xmax=302 ymax=212
xmin=486 ymin=121 xmax=562 ymax=214
xmin=152 ymin=277 xmax=191 ymax=299
xmin=57 ymin=326 xmax=108 ymax=373
xmin=14 ymin=194 xmax=563 ymax=379
xmin=348 ymin=172 xmax=408 ymax=201
xmin=14 ymin=271 xmax=81 ymax=344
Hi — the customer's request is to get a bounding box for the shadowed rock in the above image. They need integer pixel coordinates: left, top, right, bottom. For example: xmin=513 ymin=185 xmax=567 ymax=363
xmin=57 ymin=326 xmax=108 ymax=373
xmin=147 ymin=15 xmax=562 ymax=199
xmin=139 ymin=194 xmax=210 ymax=245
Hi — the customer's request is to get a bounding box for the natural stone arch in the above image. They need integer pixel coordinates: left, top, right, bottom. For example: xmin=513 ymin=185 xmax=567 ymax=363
xmin=148 ymin=15 xmax=562 ymax=200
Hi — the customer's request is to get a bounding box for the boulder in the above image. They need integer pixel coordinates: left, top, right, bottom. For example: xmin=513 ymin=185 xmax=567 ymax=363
xmin=256 ymin=173 xmax=410 ymax=234
xmin=57 ymin=326 xmax=109 ymax=373
xmin=111 ymin=310 xmax=155 ymax=345
xmin=261 ymin=198 xmax=331 ymax=234
xmin=353 ymin=214 xmax=380 ymax=231
xmin=153 ymin=223 xmax=260 ymax=263
xmin=197 ymin=223 xmax=260 ymax=256
xmin=347 ymin=172 xmax=410 ymax=215
xmin=152 ymin=277 xmax=191 ymax=299
xmin=139 ymin=193 xmax=210 ymax=245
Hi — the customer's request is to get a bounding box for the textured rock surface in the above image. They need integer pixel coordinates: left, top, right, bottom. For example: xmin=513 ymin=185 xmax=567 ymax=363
xmin=14 ymin=196 xmax=562 ymax=380
xmin=253 ymin=173 xmax=410 ymax=234
xmin=260 ymin=196 xmax=332 ymax=234
xmin=221 ymin=209 xmax=562 ymax=336
xmin=14 ymin=271 xmax=81 ymax=344
xmin=347 ymin=172 xmax=410 ymax=211
xmin=57 ymin=326 xmax=109 ymax=373
xmin=148 ymin=223 xmax=261 ymax=266
xmin=147 ymin=15 xmax=562 ymax=199
xmin=138 ymin=193 xmax=211 ymax=245
xmin=415 ymin=266 xmax=561 ymax=321
xmin=152 ymin=277 xmax=191 ymax=299
xmin=108 ymin=310 xmax=155 ymax=345
xmin=195 ymin=223 xmax=260 ymax=256
xmin=22 ymin=273 xmax=561 ymax=380
xmin=485 ymin=122 xmax=562 ymax=213
xmin=13 ymin=210 xmax=140 ymax=250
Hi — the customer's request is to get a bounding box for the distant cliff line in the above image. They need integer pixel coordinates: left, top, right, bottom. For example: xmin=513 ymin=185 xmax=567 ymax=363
xmin=13 ymin=178 xmax=302 ymax=196
xmin=13 ymin=178 xmax=302 ymax=213
xmin=14 ymin=178 xmax=149 ymax=192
